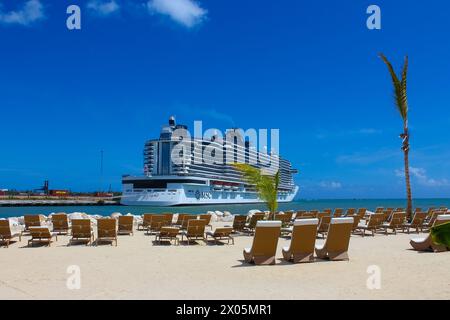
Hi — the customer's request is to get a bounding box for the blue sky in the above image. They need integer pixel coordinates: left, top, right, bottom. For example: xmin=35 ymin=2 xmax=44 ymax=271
xmin=1 ymin=0 xmax=450 ymax=198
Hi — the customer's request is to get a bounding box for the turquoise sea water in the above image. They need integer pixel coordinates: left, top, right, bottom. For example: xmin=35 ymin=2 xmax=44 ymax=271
xmin=0 ymin=199 xmax=449 ymax=218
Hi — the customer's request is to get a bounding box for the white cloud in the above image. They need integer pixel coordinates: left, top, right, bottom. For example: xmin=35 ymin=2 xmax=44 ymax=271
xmin=0 ymin=0 xmax=45 ymax=26
xmin=87 ymin=0 xmax=120 ymax=16
xmin=318 ymin=181 xmax=342 ymax=189
xmin=147 ymin=0 xmax=207 ymax=28
xmin=395 ymin=167 xmax=450 ymax=187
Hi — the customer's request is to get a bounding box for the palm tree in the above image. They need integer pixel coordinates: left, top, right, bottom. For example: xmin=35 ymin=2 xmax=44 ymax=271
xmin=234 ymin=164 xmax=280 ymax=219
xmin=379 ymin=53 xmax=413 ymax=220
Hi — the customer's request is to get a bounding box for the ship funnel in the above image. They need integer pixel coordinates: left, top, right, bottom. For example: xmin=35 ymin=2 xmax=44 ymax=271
xmin=169 ymin=116 xmax=176 ymax=126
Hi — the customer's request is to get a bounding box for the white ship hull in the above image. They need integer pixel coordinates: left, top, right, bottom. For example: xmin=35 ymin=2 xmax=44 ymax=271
xmin=121 ymin=184 xmax=298 ymax=207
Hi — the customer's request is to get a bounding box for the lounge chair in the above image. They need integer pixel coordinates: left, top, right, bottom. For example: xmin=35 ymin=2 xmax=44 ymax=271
xmin=355 ymin=213 xmax=383 ymax=237
xmin=315 ymin=217 xmax=353 ymax=261
xmin=23 ymin=215 xmax=43 ymax=234
xmin=51 ymin=213 xmax=70 ymax=235
xmin=225 ymin=215 xmax=247 ymax=233
xmin=333 ymin=208 xmax=343 ymax=217
xmin=243 ymin=213 xmax=265 ymax=235
xmin=147 ymin=215 xmax=167 ymax=235
xmin=356 ymin=208 xmax=366 ymax=219
xmin=346 ymin=208 xmax=356 ymax=216
xmin=162 ymin=213 xmax=174 ymax=225
xmin=118 ymin=216 xmax=134 ymax=235
xmin=180 ymin=215 xmax=197 ymax=230
xmin=317 ymin=215 xmax=331 ymax=238
xmin=174 ymin=213 xmax=187 ymax=226
xmin=282 ymin=218 xmax=319 ymax=263
xmin=274 ymin=213 xmax=292 ymax=228
xmin=0 ymin=220 xmax=22 ymax=248
xmin=155 ymin=226 xmax=180 ymax=245
xmin=139 ymin=213 xmax=154 ymax=231
xmin=423 ymin=210 xmax=442 ymax=231
xmin=180 ymin=219 xmax=207 ymax=245
xmin=243 ymin=221 xmax=282 ymax=265
xmin=349 ymin=215 xmax=361 ymax=233
xmin=96 ymin=218 xmax=117 ymax=246
xmin=381 ymin=212 xmax=405 ymax=235
xmin=206 ymin=227 xmax=234 ymax=245
xmin=28 ymin=226 xmax=58 ymax=247
xmin=294 ymin=210 xmax=307 ymax=219
xmin=199 ymin=214 xmax=213 ymax=230
xmin=402 ymin=211 xmax=427 ymax=234
xmin=323 ymin=209 xmax=332 ymax=214
xmin=410 ymin=215 xmax=450 ymax=252
xmin=70 ymin=219 xmax=94 ymax=245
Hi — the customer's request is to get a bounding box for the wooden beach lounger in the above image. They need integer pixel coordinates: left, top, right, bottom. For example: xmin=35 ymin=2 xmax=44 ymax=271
xmin=162 ymin=213 xmax=174 ymax=225
xmin=206 ymin=227 xmax=234 ymax=245
xmin=147 ymin=215 xmax=167 ymax=235
xmin=410 ymin=215 xmax=450 ymax=252
xmin=274 ymin=213 xmax=292 ymax=228
xmin=333 ymin=208 xmax=343 ymax=217
xmin=118 ymin=216 xmax=134 ymax=235
xmin=174 ymin=213 xmax=187 ymax=226
xmin=155 ymin=226 xmax=180 ymax=245
xmin=0 ymin=220 xmax=22 ymax=248
xmin=282 ymin=218 xmax=319 ymax=263
xmin=70 ymin=219 xmax=94 ymax=245
xmin=243 ymin=213 xmax=265 ymax=235
xmin=139 ymin=213 xmax=154 ymax=231
xmin=23 ymin=215 xmax=44 ymax=234
xmin=51 ymin=213 xmax=70 ymax=235
xmin=402 ymin=211 xmax=427 ymax=234
xmin=226 ymin=215 xmax=247 ymax=233
xmin=243 ymin=221 xmax=282 ymax=265
xmin=317 ymin=215 xmax=331 ymax=238
xmin=315 ymin=217 xmax=353 ymax=261
xmin=380 ymin=212 xmax=405 ymax=235
xmin=180 ymin=219 xmax=207 ymax=245
xmin=355 ymin=213 xmax=383 ymax=237
xmin=199 ymin=214 xmax=213 ymax=230
xmin=28 ymin=226 xmax=58 ymax=247
xmin=97 ymin=218 xmax=118 ymax=246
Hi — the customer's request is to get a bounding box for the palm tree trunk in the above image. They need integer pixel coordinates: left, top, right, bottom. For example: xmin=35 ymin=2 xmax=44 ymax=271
xmin=402 ymin=127 xmax=413 ymax=221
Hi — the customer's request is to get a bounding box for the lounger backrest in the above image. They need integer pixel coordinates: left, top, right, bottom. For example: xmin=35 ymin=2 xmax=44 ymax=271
xmin=350 ymin=215 xmax=361 ymax=230
xmin=97 ymin=219 xmax=117 ymax=238
xmin=199 ymin=214 xmax=212 ymax=224
xmin=346 ymin=208 xmax=356 ymax=216
xmin=250 ymin=221 xmax=282 ymax=257
xmin=289 ymin=218 xmax=318 ymax=253
xmin=274 ymin=214 xmax=290 ymax=223
xmin=367 ymin=213 xmax=383 ymax=227
xmin=324 ymin=209 xmax=332 ymax=214
xmin=52 ymin=213 xmax=69 ymax=229
xmin=410 ymin=212 xmax=427 ymax=226
xmin=318 ymin=216 xmax=331 ymax=232
xmin=176 ymin=214 xmax=187 ymax=225
xmin=375 ymin=207 xmax=384 ymax=213
xmin=24 ymin=215 xmax=42 ymax=228
xmin=162 ymin=213 xmax=173 ymax=224
xmin=142 ymin=214 xmax=154 ymax=226
xmin=295 ymin=211 xmax=306 ymax=218
xmin=357 ymin=208 xmax=366 ymax=218
xmin=118 ymin=216 xmax=134 ymax=231
xmin=187 ymin=219 xmax=206 ymax=236
xmin=333 ymin=208 xmax=343 ymax=217
xmin=150 ymin=215 xmax=166 ymax=229
xmin=232 ymin=215 xmax=247 ymax=229
xmin=71 ymin=219 xmax=92 ymax=237
xmin=0 ymin=220 xmax=12 ymax=237
xmin=214 ymin=227 xmax=233 ymax=237
xmin=182 ymin=215 xmax=197 ymax=229
xmin=29 ymin=226 xmax=51 ymax=238
xmin=248 ymin=214 xmax=265 ymax=228
xmin=324 ymin=218 xmax=353 ymax=253
xmin=389 ymin=212 xmax=404 ymax=227
xmin=434 ymin=215 xmax=450 ymax=227
xmin=160 ymin=227 xmax=179 ymax=237
xmin=283 ymin=211 xmax=294 ymax=221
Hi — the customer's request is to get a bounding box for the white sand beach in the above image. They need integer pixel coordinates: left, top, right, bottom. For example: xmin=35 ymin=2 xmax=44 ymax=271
xmin=0 ymin=220 xmax=449 ymax=300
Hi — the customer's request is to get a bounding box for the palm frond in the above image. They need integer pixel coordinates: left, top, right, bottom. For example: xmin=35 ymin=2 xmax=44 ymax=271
xmin=379 ymin=53 xmax=408 ymax=121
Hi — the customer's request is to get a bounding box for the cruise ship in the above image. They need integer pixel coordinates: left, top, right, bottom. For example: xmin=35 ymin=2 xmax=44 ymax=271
xmin=121 ymin=117 xmax=299 ymax=206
